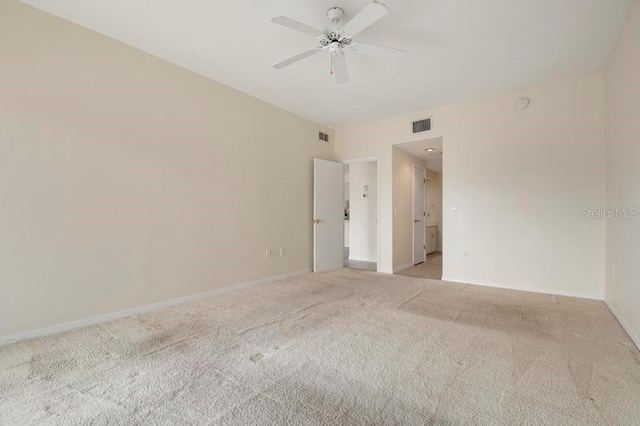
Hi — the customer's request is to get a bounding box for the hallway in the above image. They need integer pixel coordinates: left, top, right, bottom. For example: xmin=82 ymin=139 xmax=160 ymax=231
xmin=397 ymin=252 xmax=442 ymax=280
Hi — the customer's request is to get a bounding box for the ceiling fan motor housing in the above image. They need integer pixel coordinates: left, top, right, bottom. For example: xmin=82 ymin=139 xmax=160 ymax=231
xmin=327 ymin=7 xmax=344 ymax=24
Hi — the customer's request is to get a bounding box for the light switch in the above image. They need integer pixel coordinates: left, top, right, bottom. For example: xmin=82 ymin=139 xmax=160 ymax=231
xmin=451 ymin=207 xmax=457 ymax=215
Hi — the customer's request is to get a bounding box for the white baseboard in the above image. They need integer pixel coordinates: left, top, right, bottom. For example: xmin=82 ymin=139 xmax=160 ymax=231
xmin=441 ymin=276 xmax=603 ymax=301
xmin=0 ymin=268 xmax=312 ymax=346
xmin=393 ymin=263 xmax=415 ymax=274
xmin=605 ymin=300 xmax=640 ymax=350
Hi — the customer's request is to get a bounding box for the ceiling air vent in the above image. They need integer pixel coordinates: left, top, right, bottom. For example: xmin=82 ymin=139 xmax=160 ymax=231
xmin=412 ymin=118 xmax=432 ymax=134
xmin=319 ymin=131 xmax=330 ymax=142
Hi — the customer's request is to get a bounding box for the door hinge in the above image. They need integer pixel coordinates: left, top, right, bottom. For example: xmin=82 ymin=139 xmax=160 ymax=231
xmin=424 ymin=178 xmax=426 ymax=183
xmin=424 ymin=245 xmax=426 ymax=249
xmin=423 ymin=212 xmax=425 ymax=216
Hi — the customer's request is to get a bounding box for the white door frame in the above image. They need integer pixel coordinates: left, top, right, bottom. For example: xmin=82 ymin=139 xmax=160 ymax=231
xmin=342 ymin=156 xmax=381 ymax=273
xmin=412 ymin=164 xmax=426 ymax=265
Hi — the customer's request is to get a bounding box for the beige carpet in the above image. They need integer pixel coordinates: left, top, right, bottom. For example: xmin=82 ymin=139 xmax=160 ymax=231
xmin=1 ymin=269 xmax=639 ymax=425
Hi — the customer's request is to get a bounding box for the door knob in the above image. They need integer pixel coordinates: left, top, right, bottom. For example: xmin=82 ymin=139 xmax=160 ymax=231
xmin=414 ymin=219 xmax=420 ymax=223
xmin=313 ymin=219 xmax=322 ymax=224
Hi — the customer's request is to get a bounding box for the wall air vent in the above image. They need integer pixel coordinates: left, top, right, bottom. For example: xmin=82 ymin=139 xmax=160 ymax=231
xmin=412 ymin=118 xmax=432 ymax=134
xmin=319 ymin=131 xmax=330 ymax=142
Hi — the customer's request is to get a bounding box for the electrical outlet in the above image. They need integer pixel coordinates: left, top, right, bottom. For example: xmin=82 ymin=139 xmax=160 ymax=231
xmin=265 ymin=250 xmax=272 ymax=259
xmin=280 ymin=248 xmax=285 ymax=256
xmin=464 ymin=251 xmax=470 ymax=259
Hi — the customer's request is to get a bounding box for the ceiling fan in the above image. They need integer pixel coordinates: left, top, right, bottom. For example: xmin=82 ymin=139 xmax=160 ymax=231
xmin=271 ymin=1 xmax=407 ymax=84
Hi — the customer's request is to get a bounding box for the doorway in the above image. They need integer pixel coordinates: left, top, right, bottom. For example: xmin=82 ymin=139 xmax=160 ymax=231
xmin=413 ymin=164 xmax=426 ymax=265
xmin=403 ymin=171 xmax=444 ymax=280
xmin=343 ymin=158 xmax=379 ymax=272
xmin=392 ymin=138 xmax=443 ymax=280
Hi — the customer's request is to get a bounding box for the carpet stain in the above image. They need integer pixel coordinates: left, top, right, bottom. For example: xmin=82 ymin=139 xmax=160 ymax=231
xmin=139 ymin=331 xmax=198 ymax=358
xmin=249 ymin=353 xmax=264 ymax=362
xmin=28 ymin=353 xmax=77 ymax=381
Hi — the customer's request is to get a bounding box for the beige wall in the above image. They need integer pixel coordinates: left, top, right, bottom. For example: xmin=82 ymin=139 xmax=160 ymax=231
xmin=337 ymin=74 xmax=606 ymax=297
xmin=392 ymin=147 xmax=426 ymax=269
xmin=604 ymin=0 xmax=640 ymax=346
xmin=348 ymin=161 xmax=377 ymax=262
xmin=426 ymin=172 xmax=443 ymax=252
xmin=0 ymin=1 xmax=333 ymax=338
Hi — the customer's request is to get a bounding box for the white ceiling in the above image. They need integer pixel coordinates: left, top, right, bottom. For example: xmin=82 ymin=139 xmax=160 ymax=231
xmin=396 ymin=137 xmax=443 ymax=173
xmin=21 ymin=0 xmax=631 ymax=128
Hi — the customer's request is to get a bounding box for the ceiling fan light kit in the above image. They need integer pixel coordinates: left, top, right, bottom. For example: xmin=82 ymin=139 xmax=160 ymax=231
xmin=271 ymin=1 xmax=407 ymax=84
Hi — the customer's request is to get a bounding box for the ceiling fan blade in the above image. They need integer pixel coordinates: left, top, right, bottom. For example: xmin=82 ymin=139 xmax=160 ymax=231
xmin=271 ymin=16 xmax=323 ymax=38
xmin=273 ymin=47 xmax=323 ymax=69
xmin=332 ymin=53 xmax=349 ymax=84
xmin=350 ymin=42 xmax=407 ymax=59
xmin=342 ymin=1 xmax=389 ymax=37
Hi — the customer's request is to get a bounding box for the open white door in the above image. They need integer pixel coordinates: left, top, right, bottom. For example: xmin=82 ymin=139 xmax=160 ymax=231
xmin=314 ymin=159 xmax=344 ymax=272
xmin=413 ymin=165 xmax=426 ymax=265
